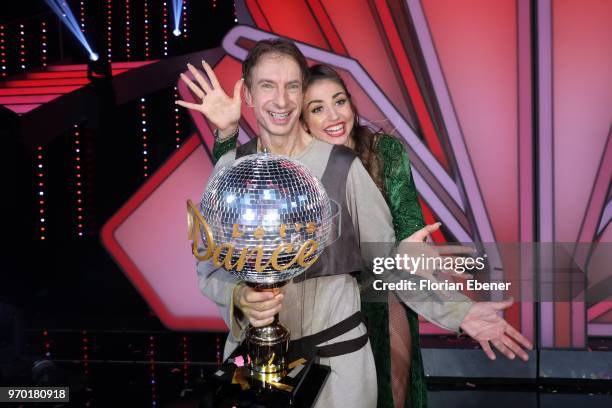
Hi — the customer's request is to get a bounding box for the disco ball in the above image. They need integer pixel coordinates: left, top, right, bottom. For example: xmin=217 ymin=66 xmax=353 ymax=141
xmin=198 ymin=152 xmax=338 ymax=285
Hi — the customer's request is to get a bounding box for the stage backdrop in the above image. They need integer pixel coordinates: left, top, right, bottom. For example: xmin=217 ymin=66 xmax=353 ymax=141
xmin=102 ymin=0 xmax=612 ymax=350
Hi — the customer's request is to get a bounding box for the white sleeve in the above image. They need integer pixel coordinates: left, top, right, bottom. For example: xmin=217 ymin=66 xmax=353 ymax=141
xmin=194 ymin=149 xmax=248 ymax=341
xmin=345 ymin=159 xmax=472 ymax=332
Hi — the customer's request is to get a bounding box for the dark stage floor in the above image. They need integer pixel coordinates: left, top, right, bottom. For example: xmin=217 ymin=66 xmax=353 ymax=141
xmin=1 ymin=330 xmax=611 ymax=407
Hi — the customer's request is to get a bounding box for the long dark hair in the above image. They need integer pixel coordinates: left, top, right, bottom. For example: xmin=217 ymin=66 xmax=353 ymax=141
xmin=306 ymin=64 xmax=385 ymax=193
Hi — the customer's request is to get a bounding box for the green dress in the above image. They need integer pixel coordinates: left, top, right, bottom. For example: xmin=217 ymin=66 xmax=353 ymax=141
xmin=370 ymin=134 xmax=427 ymax=408
xmin=212 ymin=133 xmax=427 ymax=408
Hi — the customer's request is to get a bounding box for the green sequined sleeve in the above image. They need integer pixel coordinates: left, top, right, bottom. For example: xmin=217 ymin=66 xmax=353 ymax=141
xmin=212 ymin=134 xmax=238 ymax=164
xmin=378 ymin=134 xmax=425 ymax=240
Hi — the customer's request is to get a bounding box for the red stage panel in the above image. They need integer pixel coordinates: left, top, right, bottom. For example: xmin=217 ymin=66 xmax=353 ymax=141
xmin=0 ymin=94 xmax=61 ymax=104
xmin=25 ymin=70 xmax=128 ymax=79
xmin=0 ymin=60 xmax=158 ymax=116
xmin=1 ymin=78 xmax=91 ymax=87
xmin=0 ymin=86 xmax=80 ymax=96
xmin=4 ymin=103 xmax=40 ymax=114
xmin=45 ymin=60 xmax=156 ymax=71
xmin=101 ymin=134 xmax=225 ymax=331
xmin=26 ymin=71 xmax=90 ymax=79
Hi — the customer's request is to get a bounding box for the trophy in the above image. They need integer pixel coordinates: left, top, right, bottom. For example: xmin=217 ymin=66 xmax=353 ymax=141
xmin=188 ymin=152 xmax=339 ymax=388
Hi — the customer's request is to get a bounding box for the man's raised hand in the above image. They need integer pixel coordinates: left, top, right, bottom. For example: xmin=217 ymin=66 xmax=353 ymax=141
xmin=176 ymin=60 xmax=243 ymax=136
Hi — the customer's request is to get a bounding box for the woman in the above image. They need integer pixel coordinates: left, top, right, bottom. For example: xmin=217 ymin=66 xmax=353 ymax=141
xmin=208 ymin=64 xmax=429 ymax=408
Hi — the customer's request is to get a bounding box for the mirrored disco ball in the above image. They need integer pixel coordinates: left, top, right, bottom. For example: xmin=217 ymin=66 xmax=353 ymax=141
xmin=199 ymin=153 xmax=337 ymax=285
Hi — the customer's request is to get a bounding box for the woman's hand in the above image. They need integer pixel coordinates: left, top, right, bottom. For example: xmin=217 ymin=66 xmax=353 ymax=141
xmin=459 ymin=298 xmax=533 ymax=361
xmin=403 ymin=222 xmax=442 ymax=243
xmin=176 ymin=60 xmax=243 ymax=136
xmin=398 ymin=222 xmax=475 ymax=280
xmin=233 ymin=283 xmax=284 ymax=327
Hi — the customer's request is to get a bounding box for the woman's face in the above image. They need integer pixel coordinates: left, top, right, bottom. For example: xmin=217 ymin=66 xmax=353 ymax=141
xmin=302 ymin=79 xmax=355 ymax=146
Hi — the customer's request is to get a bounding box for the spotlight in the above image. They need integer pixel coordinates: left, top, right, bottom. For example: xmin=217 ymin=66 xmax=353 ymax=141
xmin=172 ymin=0 xmax=184 ymax=37
xmin=44 ymin=0 xmax=98 ymax=61
xmin=87 ymin=57 xmax=112 ymax=83
xmin=89 ymin=52 xmax=99 ymax=62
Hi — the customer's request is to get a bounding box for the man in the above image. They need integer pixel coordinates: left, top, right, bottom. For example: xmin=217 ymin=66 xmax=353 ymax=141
xmin=180 ymin=39 xmax=532 ymax=407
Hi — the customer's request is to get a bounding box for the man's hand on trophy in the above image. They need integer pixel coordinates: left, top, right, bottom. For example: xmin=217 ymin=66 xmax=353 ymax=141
xmin=459 ymin=298 xmax=533 ymax=361
xmin=176 ymin=60 xmax=243 ymax=137
xmin=398 ymin=222 xmax=475 ymax=280
xmin=233 ymin=283 xmax=284 ymax=327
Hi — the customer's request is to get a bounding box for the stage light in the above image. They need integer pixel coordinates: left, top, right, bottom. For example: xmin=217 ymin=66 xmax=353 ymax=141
xmin=89 ymin=52 xmax=99 ymax=61
xmin=44 ymin=0 xmax=97 ymax=62
xmin=172 ymin=0 xmax=184 ymax=37
xmin=87 ymin=58 xmax=111 ymax=82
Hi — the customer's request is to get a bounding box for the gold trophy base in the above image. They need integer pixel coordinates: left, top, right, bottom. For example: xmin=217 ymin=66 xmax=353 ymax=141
xmin=245 ymin=315 xmax=290 ymax=388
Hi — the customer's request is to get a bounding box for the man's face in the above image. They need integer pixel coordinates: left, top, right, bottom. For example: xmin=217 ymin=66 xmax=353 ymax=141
xmin=245 ymin=53 xmax=303 ymax=138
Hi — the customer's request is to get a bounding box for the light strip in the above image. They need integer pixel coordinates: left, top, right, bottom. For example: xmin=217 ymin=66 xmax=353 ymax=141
xmin=106 ymin=0 xmax=112 ymax=61
xmin=149 ymin=335 xmax=156 ymax=407
xmin=19 ymin=24 xmax=26 ymax=70
xmin=74 ymin=124 xmax=85 ymax=237
xmin=174 ymin=86 xmax=181 ymax=148
xmin=182 ymin=0 xmax=188 ymax=38
xmin=36 ymin=145 xmax=46 ymax=241
xmin=79 ymin=1 xmax=85 ymax=33
xmin=162 ymin=1 xmax=169 ymax=56
xmin=144 ymin=0 xmax=150 ymax=59
xmin=140 ymin=97 xmax=149 ymax=178
xmin=125 ymin=0 xmax=131 ymax=60
xmin=41 ymin=21 xmax=47 ymax=67
xmin=0 ymin=24 xmax=6 ymax=77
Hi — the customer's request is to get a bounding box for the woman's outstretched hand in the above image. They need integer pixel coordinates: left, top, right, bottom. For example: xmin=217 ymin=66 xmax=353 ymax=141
xmin=460 ymin=298 xmax=533 ymax=361
xmin=176 ymin=60 xmax=243 ymax=136
xmin=403 ymin=222 xmax=442 ymax=243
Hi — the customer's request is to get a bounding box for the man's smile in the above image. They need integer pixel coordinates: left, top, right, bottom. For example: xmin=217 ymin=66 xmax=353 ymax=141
xmin=268 ymin=110 xmax=292 ymax=124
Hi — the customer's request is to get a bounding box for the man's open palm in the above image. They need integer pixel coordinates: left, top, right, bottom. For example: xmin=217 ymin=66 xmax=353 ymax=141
xmin=176 ymin=60 xmax=243 ymax=133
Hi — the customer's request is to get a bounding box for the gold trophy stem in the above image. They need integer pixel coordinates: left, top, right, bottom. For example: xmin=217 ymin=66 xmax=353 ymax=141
xmin=246 ymin=312 xmax=290 ymax=386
